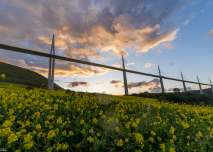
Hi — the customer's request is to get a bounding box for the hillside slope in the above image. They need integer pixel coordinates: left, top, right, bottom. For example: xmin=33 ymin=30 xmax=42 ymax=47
xmin=191 ymin=87 xmax=213 ymax=96
xmin=0 ymin=61 xmax=62 ymax=90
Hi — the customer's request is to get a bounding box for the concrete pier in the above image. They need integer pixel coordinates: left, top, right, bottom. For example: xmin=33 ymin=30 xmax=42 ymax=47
xmin=197 ymin=76 xmax=203 ymax=94
xmin=122 ymin=55 xmax=128 ymax=95
xmin=209 ymin=78 xmax=213 ymax=94
xmin=158 ymin=65 xmax=165 ymax=93
xmin=181 ymin=71 xmax=187 ymax=92
xmin=47 ymin=35 xmax=55 ymax=90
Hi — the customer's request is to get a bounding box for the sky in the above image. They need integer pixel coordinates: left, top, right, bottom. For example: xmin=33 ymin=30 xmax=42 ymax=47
xmin=0 ymin=0 xmax=213 ymax=95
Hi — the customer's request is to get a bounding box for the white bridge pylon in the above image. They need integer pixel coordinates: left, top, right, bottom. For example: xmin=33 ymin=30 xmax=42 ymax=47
xmin=47 ymin=35 xmax=55 ymax=90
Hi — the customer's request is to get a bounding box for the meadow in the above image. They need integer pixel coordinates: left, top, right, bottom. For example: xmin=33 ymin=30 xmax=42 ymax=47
xmin=1 ymin=83 xmax=213 ymax=152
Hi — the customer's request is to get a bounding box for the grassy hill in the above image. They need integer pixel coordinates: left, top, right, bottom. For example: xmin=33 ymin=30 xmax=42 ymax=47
xmin=191 ymin=87 xmax=213 ymax=96
xmin=0 ymin=61 xmax=62 ymax=90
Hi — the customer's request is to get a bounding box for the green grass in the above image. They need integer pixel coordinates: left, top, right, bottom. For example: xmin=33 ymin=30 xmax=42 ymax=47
xmin=0 ymin=61 xmax=62 ymax=90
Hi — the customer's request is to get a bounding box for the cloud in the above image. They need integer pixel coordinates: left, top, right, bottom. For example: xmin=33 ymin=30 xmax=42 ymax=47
xmin=121 ymin=78 xmax=160 ymax=89
xmin=0 ymin=0 xmax=195 ymax=80
xmin=0 ymin=0 xmax=190 ymax=65
xmin=147 ymin=86 xmax=162 ymax=93
xmin=184 ymin=19 xmax=190 ymax=25
xmin=145 ymin=63 xmax=153 ymax=68
xmin=65 ymin=81 xmax=89 ymax=88
xmin=169 ymin=63 xmax=173 ymax=65
xmin=12 ymin=0 xmax=43 ymax=18
xmin=205 ymin=29 xmax=213 ymax=39
xmin=28 ymin=63 xmax=108 ymax=77
xmin=114 ymin=85 xmax=119 ymax=88
xmin=167 ymin=87 xmax=192 ymax=92
xmin=95 ymin=82 xmax=104 ymax=86
xmin=161 ymin=42 xmax=176 ymax=49
xmin=2 ymin=58 xmax=31 ymax=69
xmin=109 ymin=79 xmax=122 ymax=84
xmin=112 ymin=64 xmax=122 ymax=68
xmin=0 ymin=26 xmax=8 ymax=32
xmin=125 ymin=62 xmax=135 ymax=68
xmin=157 ymin=50 xmax=162 ymax=54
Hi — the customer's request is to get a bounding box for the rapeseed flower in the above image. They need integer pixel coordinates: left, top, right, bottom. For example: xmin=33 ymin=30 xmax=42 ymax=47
xmin=170 ymin=148 xmax=176 ymax=152
xmin=149 ymin=137 xmax=154 ymax=143
xmin=80 ymin=119 xmax=84 ymax=125
xmin=159 ymin=143 xmax=165 ymax=152
xmin=116 ymin=139 xmax=123 ymax=147
xmin=81 ymin=129 xmax=85 ymax=134
xmin=116 ymin=127 xmax=119 ymax=132
xmin=89 ymin=128 xmax=94 ymax=134
xmin=151 ymin=131 xmax=156 ymax=136
xmin=93 ymin=118 xmax=98 ymax=124
xmin=169 ymin=126 xmax=175 ymax=134
xmin=87 ymin=136 xmax=94 ymax=143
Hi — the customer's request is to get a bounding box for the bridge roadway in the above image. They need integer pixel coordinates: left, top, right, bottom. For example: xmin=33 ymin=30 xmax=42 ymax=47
xmin=0 ymin=43 xmax=211 ymax=86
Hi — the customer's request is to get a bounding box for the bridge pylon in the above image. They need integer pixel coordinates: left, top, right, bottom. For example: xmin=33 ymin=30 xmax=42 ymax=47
xmin=158 ymin=65 xmax=165 ymax=93
xmin=209 ymin=78 xmax=213 ymax=94
xmin=122 ymin=55 xmax=128 ymax=95
xmin=181 ymin=71 xmax=187 ymax=92
xmin=47 ymin=35 xmax=55 ymax=90
xmin=197 ymin=76 xmax=203 ymax=94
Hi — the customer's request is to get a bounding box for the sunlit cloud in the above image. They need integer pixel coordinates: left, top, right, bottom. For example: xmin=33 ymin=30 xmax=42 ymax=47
xmin=65 ymin=81 xmax=89 ymax=88
xmin=145 ymin=63 xmax=153 ymax=68
xmin=95 ymin=82 xmax=104 ymax=86
xmin=114 ymin=85 xmax=119 ymax=88
xmin=112 ymin=64 xmax=122 ymax=68
xmin=121 ymin=78 xmax=160 ymax=89
xmin=0 ymin=0 xmax=193 ymax=80
xmin=0 ymin=26 xmax=8 ymax=32
xmin=126 ymin=62 xmax=135 ymax=68
xmin=0 ymin=0 xmax=187 ymax=64
xmin=109 ymin=79 xmax=122 ymax=84
xmin=2 ymin=58 xmax=31 ymax=69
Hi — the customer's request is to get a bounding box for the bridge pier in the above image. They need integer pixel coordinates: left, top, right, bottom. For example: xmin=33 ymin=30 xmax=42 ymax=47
xmin=209 ymin=78 xmax=213 ymax=94
xmin=181 ymin=71 xmax=187 ymax=92
xmin=122 ymin=55 xmax=128 ymax=95
xmin=158 ymin=65 xmax=165 ymax=93
xmin=197 ymin=76 xmax=203 ymax=94
xmin=48 ymin=35 xmax=55 ymax=90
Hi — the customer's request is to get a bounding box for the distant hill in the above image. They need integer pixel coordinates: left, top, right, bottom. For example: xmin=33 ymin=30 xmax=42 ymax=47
xmin=191 ymin=87 xmax=213 ymax=96
xmin=0 ymin=61 xmax=62 ymax=90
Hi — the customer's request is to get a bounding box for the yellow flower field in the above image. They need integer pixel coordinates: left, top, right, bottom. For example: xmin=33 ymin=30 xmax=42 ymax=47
xmin=0 ymin=86 xmax=213 ymax=151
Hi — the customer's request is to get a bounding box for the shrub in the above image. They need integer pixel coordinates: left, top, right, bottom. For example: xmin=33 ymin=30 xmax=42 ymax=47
xmin=187 ymin=95 xmax=197 ymax=102
xmin=186 ymin=91 xmax=193 ymax=96
xmin=26 ymin=86 xmax=34 ymax=91
xmin=148 ymin=94 xmax=156 ymax=99
xmin=159 ymin=95 xmax=167 ymax=101
xmin=131 ymin=93 xmax=138 ymax=96
xmin=65 ymin=89 xmax=75 ymax=95
xmin=201 ymin=93 xmax=211 ymax=100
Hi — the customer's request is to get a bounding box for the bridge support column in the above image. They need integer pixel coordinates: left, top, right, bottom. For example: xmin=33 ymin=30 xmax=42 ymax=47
xmin=181 ymin=71 xmax=187 ymax=92
xmin=48 ymin=35 xmax=55 ymax=90
xmin=158 ymin=65 xmax=165 ymax=93
xmin=209 ymin=78 xmax=213 ymax=94
xmin=122 ymin=55 xmax=128 ymax=95
xmin=197 ymin=76 xmax=203 ymax=94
